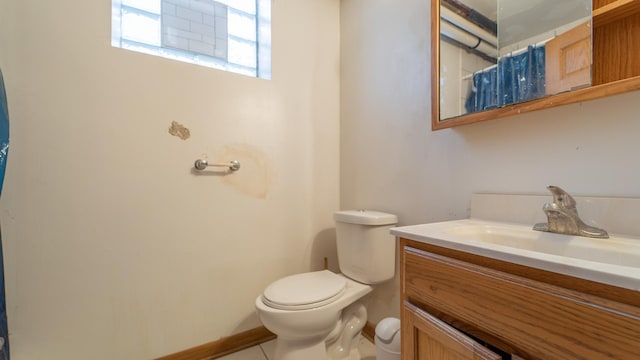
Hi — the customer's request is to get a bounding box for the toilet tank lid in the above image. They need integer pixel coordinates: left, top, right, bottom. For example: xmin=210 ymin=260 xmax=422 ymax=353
xmin=334 ymin=210 xmax=398 ymax=225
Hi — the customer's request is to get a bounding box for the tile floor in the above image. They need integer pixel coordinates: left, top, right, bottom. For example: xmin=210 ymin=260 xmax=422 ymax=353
xmin=218 ymin=336 xmax=377 ymax=360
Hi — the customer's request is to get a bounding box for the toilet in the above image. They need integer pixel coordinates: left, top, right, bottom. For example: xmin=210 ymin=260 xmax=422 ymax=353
xmin=255 ymin=210 xmax=398 ymax=360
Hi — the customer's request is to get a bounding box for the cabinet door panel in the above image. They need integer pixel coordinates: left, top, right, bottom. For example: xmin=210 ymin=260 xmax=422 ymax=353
xmin=403 ymin=302 xmax=501 ymax=360
xmin=546 ymin=21 xmax=592 ymax=94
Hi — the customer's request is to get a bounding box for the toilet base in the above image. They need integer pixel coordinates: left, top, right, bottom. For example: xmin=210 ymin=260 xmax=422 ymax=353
xmin=273 ymin=337 xmax=327 ymax=360
xmin=326 ymin=302 xmax=367 ymax=360
xmin=271 ymin=301 xmax=367 ymax=360
xmin=271 ymin=332 xmax=365 ymax=360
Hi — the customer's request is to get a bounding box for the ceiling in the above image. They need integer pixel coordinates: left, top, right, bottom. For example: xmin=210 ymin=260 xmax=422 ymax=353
xmin=458 ymin=0 xmax=591 ymax=46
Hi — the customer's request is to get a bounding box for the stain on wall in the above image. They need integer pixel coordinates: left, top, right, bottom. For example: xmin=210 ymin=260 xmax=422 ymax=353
xmin=168 ymin=121 xmax=191 ymax=140
xmin=218 ymin=144 xmax=271 ymax=199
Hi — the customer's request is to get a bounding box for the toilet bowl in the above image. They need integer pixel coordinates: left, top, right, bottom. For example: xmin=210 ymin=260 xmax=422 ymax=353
xmin=255 ymin=210 xmax=398 ymax=360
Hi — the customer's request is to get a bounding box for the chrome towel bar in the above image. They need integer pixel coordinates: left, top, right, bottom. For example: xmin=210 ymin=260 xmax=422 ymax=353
xmin=194 ymin=159 xmax=240 ymax=172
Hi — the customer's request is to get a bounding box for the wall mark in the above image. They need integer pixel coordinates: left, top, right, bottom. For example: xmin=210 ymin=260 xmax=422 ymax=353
xmin=168 ymin=121 xmax=191 ymax=140
xmin=218 ymin=144 xmax=272 ymax=199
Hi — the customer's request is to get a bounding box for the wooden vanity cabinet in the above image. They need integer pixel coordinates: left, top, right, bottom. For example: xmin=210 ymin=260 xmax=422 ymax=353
xmin=400 ymin=238 xmax=640 ymax=360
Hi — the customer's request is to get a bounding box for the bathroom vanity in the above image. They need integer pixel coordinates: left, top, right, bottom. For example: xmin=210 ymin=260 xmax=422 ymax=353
xmin=392 ymin=193 xmax=640 ymax=360
xmin=398 ymin=237 xmax=639 ymax=359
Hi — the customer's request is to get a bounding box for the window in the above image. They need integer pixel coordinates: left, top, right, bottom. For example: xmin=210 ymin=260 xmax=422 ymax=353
xmin=111 ymin=0 xmax=271 ymax=79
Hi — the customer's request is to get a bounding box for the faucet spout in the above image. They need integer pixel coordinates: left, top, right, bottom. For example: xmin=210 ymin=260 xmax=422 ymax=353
xmin=533 ymin=186 xmax=609 ymax=239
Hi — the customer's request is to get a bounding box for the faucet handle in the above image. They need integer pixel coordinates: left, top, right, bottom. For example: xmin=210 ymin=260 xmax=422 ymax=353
xmin=547 ymin=185 xmax=577 ymax=209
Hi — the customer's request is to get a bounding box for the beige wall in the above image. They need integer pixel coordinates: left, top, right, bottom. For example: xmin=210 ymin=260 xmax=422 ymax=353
xmin=4 ymin=0 xmax=640 ymax=357
xmin=0 ymin=0 xmax=340 ymax=358
xmin=341 ymin=0 xmax=640 ymax=323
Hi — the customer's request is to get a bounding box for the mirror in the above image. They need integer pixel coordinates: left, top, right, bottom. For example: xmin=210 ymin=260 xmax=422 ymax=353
xmin=436 ymin=0 xmax=592 ymax=121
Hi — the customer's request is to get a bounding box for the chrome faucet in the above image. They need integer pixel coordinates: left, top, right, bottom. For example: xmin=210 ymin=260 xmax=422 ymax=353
xmin=533 ymin=186 xmax=609 ymax=238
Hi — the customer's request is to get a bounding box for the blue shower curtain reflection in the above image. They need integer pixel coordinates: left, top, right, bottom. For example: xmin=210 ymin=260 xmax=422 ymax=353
xmin=466 ymin=66 xmax=498 ymax=113
xmin=498 ymin=45 xmax=546 ymax=107
xmin=0 ymin=69 xmax=10 ymax=360
xmin=466 ymin=45 xmax=546 ymax=114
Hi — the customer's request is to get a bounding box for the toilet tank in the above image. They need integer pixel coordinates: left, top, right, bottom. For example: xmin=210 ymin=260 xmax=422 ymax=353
xmin=333 ymin=210 xmax=398 ymax=284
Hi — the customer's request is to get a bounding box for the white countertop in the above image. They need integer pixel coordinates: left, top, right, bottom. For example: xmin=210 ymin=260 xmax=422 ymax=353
xmin=392 ymin=219 xmax=640 ymax=291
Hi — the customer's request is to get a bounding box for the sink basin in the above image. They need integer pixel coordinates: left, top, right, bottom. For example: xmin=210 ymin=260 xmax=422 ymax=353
xmin=391 ymin=219 xmax=640 ymax=291
xmin=444 ymin=222 xmax=640 ymax=267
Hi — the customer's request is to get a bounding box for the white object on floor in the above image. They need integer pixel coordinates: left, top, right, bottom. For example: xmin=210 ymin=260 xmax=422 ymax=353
xmin=374 ymin=318 xmax=401 ymax=360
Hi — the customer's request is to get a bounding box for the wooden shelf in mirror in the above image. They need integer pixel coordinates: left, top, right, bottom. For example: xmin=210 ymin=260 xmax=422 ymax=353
xmin=433 ymin=0 xmax=640 ymax=130
xmin=593 ymin=9 xmax=640 ymax=84
xmin=593 ymin=0 xmax=640 ymax=27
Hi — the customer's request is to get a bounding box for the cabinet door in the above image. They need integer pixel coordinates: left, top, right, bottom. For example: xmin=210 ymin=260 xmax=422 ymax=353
xmin=402 ymin=301 xmax=501 ymax=360
xmin=545 ymin=21 xmax=592 ymax=94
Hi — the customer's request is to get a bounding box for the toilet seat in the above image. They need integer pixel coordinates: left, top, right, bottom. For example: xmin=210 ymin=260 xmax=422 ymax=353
xmin=262 ymin=270 xmax=347 ymax=310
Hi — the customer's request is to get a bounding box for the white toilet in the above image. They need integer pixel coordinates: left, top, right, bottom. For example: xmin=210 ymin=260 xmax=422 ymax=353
xmin=255 ymin=210 xmax=398 ymax=360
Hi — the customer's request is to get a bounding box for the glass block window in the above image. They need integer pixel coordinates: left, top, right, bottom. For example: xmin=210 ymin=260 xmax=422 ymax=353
xmin=111 ymin=0 xmax=271 ymax=79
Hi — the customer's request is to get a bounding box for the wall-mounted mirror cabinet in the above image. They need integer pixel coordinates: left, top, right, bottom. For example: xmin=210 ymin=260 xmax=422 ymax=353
xmin=432 ymin=0 xmax=640 ymax=130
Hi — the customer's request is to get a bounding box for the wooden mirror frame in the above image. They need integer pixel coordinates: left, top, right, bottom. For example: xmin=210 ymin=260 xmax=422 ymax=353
xmin=432 ymin=0 xmax=640 ymax=131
